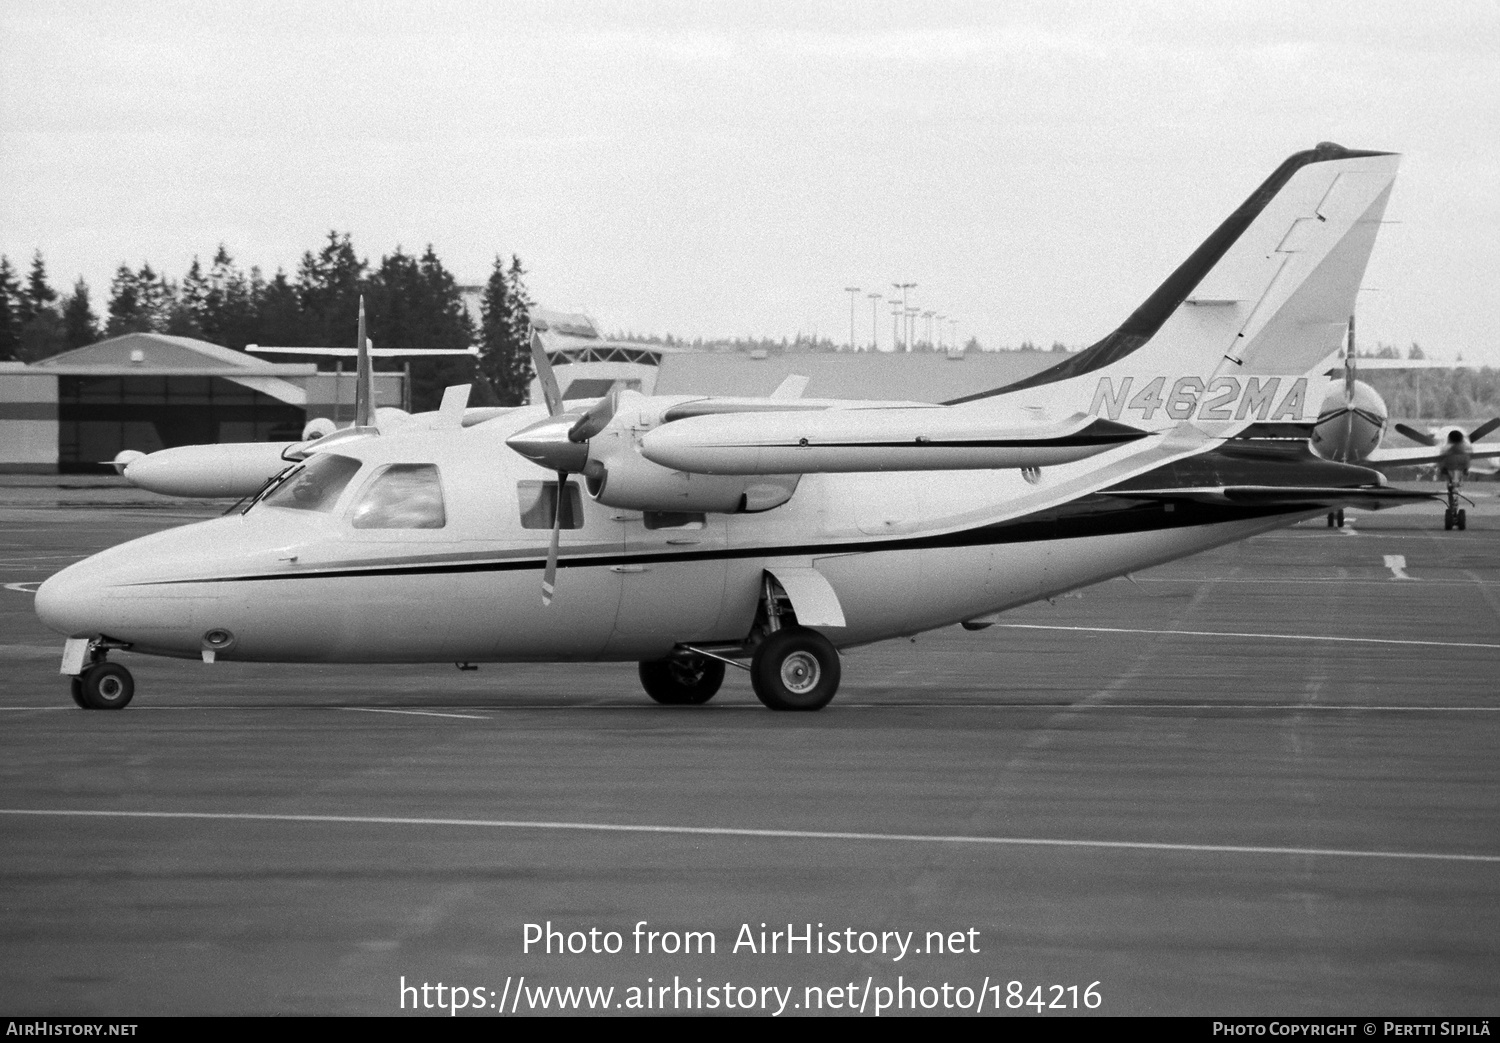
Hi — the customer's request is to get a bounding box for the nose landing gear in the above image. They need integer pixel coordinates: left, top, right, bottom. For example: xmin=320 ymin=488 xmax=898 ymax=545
xmin=62 ymin=638 xmax=135 ymax=710
xmin=1441 ymin=472 xmax=1469 ymax=532
xmin=74 ymin=663 xmax=135 ymax=710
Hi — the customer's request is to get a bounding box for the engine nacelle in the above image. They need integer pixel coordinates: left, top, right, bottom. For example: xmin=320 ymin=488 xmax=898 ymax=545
xmin=301 ymin=417 xmax=337 ymax=441
xmin=585 ymin=430 xmax=798 ymax=513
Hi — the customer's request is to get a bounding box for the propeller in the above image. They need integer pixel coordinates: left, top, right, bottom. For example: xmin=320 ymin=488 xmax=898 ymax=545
xmin=505 ymin=328 xmax=621 ymax=604
xmin=1395 ymin=422 xmax=1439 ymax=447
xmin=1469 ymin=418 xmax=1500 ymax=443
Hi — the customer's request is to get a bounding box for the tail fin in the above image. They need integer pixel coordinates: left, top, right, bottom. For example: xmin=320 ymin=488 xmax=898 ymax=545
xmin=353 ymin=294 xmax=376 ymax=429
xmin=952 ymin=143 xmax=1399 ymax=431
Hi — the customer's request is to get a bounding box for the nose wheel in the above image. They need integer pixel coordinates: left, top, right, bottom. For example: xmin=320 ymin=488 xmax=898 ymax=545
xmin=72 ymin=662 xmax=135 ymax=710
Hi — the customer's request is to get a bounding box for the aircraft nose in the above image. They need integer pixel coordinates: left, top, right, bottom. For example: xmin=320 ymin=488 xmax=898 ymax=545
xmin=34 ymin=561 xmax=108 ymax=638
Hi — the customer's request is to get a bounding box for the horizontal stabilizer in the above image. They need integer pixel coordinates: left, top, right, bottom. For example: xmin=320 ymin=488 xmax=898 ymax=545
xmin=1107 ymin=485 xmax=1435 ymax=510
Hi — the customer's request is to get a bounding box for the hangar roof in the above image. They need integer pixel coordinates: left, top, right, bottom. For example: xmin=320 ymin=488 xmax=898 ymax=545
xmin=31 ymin=333 xmax=314 ymax=375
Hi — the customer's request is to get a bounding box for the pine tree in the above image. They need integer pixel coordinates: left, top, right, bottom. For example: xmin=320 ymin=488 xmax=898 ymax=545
xmin=106 ymin=264 xmax=147 ymax=335
xmin=296 ymin=231 xmax=366 ymax=347
xmin=255 ymin=270 xmax=304 ymax=347
xmin=368 ymin=244 xmax=477 ymax=410
xmin=60 ymin=279 xmax=100 ymax=349
xmin=479 ymin=254 xmax=532 ymax=405
xmin=0 ymin=256 xmax=22 ymax=361
xmin=23 ymin=251 xmax=57 ymax=322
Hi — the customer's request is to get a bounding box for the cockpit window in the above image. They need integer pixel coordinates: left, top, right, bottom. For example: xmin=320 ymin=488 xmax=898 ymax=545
xmin=260 ymin=453 xmax=362 ymax=513
xmin=348 ymin=463 xmax=447 ymax=529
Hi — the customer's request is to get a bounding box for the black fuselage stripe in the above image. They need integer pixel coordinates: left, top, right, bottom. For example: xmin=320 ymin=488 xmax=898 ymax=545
xmin=150 ymin=500 xmax=1306 ymax=585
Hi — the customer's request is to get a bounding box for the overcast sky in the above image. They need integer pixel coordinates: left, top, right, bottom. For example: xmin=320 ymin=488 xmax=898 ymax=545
xmin=3 ymin=1 xmax=1497 ymax=363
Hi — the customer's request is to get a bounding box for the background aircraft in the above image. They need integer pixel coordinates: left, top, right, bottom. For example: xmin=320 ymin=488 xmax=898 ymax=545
xmin=37 ymin=144 xmax=1429 ymax=714
xmin=1307 ymin=326 xmax=1500 ymax=529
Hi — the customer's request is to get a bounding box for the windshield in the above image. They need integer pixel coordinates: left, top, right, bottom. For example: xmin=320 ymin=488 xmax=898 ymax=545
xmin=260 ymin=453 xmax=362 ymax=513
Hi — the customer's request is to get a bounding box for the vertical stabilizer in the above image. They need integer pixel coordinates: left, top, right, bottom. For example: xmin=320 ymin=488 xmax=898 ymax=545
xmin=952 ymin=144 xmax=1399 ymax=432
xmin=354 ymin=295 xmax=375 ymax=429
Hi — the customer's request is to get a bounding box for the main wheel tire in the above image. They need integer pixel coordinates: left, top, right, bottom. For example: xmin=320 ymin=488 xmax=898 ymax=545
xmin=750 ymin=627 xmax=841 ymax=711
xmin=1445 ymin=509 xmax=1455 ymax=531
xmin=1458 ymin=508 xmax=1467 ymax=531
xmin=1336 ymin=509 xmax=1345 ymax=528
xmin=69 ymin=676 xmax=87 ymax=709
xmin=1326 ymin=513 xmax=1335 ymax=528
xmin=78 ymin=662 xmax=134 ymax=710
xmin=639 ymin=655 xmax=725 ymax=705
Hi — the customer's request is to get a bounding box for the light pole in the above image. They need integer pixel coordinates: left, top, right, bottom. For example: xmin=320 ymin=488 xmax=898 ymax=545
xmin=889 ymin=300 xmax=902 ymax=352
xmin=950 ymin=318 xmax=959 ymax=352
xmin=906 ymin=307 xmax=919 ymax=353
xmin=934 ymin=314 xmax=945 ymax=350
xmin=843 ymin=287 xmax=860 ymax=353
xmin=892 ymin=282 xmax=915 ymax=350
xmin=867 ymin=292 xmax=883 ymax=351
xmin=922 ymin=310 xmax=935 ymax=350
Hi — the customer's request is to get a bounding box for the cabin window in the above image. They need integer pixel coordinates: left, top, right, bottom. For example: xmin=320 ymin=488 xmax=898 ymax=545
xmin=518 ymin=480 xmax=583 ymax=529
xmin=349 ymin=464 xmax=447 ymax=529
xmin=261 ymin=453 xmax=362 ymax=513
xmin=643 ymin=511 xmax=705 ymax=530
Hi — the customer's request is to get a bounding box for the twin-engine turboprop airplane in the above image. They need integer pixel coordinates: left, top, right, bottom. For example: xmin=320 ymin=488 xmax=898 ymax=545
xmin=37 ymin=143 xmax=1429 ymax=713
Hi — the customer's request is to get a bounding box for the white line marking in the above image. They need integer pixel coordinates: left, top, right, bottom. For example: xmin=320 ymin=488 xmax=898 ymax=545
xmin=4 ymin=702 xmax=1498 ymax=714
xmin=342 ymin=707 xmax=488 ymax=721
xmin=993 ymin=623 xmax=1500 ymax=651
xmin=3 ymin=582 xmax=41 ymax=593
xmin=0 ymin=808 xmax=1494 ymax=865
xmin=1384 ymin=554 xmax=1414 ymax=580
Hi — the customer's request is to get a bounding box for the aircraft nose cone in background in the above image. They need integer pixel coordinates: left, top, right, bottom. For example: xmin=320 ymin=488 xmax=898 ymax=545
xmin=122 ymin=442 xmax=292 ymax=498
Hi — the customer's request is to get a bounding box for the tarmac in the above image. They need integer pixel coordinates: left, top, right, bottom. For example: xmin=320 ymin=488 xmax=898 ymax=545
xmin=1 ymin=477 xmax=1497 ymax=1016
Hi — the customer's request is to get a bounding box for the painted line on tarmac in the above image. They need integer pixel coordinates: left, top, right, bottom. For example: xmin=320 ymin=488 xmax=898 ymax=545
xmin=1 ymin=808 xmax=1496 ymax=865
xmin=6 ymin=702 xmax=1500 ymax=714
xmin=342 ymin=707 xmax=490 ymax=721
xmin=993 ymin=624 xmax=1500 ymax=651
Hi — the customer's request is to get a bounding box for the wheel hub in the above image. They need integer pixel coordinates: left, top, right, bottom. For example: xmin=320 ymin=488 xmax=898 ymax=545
xmin=780 ymin=651 xmax=821 ymax=694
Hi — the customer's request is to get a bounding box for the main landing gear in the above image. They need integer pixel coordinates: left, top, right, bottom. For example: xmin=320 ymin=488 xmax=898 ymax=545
xmin=636 ymin=574 xmax=844 ymax=711
xmin=638 ymin=653 xmax=725 ymax=705
xmin=1326 ymin=509 xmax=1346 ymax=528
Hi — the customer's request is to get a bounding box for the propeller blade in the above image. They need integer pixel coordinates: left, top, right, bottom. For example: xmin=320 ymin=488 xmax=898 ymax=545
xmin=1395 ymin=423 xmax=1439 ymax=447
xmin=542 ymin=471 xmax=565 ymax=605
xmin=530 ymin=328 xmax=564 ymax=417
xmin=567 ymin=383 xmax=620 ymax=442
xmin=1469 ymin=418 xmax=1500 ymax=443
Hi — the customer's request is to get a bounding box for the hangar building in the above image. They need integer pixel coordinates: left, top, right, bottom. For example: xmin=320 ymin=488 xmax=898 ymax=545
xmin=0 ymin=333 xmax=403 ymax=474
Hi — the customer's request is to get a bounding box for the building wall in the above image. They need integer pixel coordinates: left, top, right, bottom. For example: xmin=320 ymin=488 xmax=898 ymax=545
xmin=0 ymin=371 xmax=60 ymax=473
